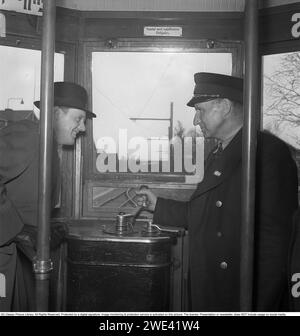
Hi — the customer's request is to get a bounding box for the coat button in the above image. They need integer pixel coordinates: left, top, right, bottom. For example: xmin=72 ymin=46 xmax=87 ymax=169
xmin=214 ymin=170 xmax=222 ymax=177
xmin=216 ymin=200 xmax=223 ymax=208
xmin=217 ymin=231 xmax=223 ymax=238
xmin=220 ymin=261 xmax=228 ymax=270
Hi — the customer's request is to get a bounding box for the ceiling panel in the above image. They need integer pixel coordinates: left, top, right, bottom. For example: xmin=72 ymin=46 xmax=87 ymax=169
xmin=56 ymin=0 xmax=300 ymax=12
xmin=56 ymin=0 xmax=245 ymax=11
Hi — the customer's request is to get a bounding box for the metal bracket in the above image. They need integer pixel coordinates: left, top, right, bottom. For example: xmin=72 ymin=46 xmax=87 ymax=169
xmin=105 ymin=39 xmax=118 ymax=49
xmin=206 ymin=40 xmax=215 ymax=49
xmin=33 ymin=259 xmax=53 ymax=274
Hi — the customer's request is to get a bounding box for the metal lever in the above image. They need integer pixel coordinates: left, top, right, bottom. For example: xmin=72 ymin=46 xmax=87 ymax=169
xmin=131 ymin=185 xmax=151 ymax=224
xmin=138 ymin=185 xmax=149 ymax=208
xmin=145 ymin=220 xmax=179 ymax=234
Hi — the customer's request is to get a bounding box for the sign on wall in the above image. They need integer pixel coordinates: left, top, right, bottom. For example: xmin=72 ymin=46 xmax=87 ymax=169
xmin=0 ymin=0 xmax=43 ymax=16
xmin=144 ymin=26 xmax=183 ymax=37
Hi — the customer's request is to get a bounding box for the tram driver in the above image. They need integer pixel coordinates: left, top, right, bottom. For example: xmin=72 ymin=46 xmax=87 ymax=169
xmin=137 ymin=72 xmax=299 ymax=312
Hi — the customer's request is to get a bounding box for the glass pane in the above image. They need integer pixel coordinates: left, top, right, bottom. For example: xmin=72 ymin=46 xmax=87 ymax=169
xmin=262 ymin=52 xmax=300 ymax=150
xmin=92 ymin=52 xmax=232 ymax=178
xmin=0 ymin=45 xmax=64 ymax=118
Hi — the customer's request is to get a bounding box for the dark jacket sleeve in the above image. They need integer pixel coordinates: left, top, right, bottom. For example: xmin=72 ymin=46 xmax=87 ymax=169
xmin=254 ymin=134 xmax=299 ymax=311
xmin=0 ymin=120 xmax=39 ymax=246
xmin=0 ymin=182 xmax=24 ymax=246
xmin=153 ymin=197 xmax=189 ymax=229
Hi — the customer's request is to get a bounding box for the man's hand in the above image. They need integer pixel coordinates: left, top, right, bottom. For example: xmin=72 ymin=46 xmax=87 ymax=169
xmin=135 ymin=186 xmax=157 ymax=212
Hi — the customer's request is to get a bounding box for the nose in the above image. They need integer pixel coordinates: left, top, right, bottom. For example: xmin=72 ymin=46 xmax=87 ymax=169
xmin=193 ymin=110 xmax=201 ymax=126
xmin=78 ymin=120 xmax=86 ymax=132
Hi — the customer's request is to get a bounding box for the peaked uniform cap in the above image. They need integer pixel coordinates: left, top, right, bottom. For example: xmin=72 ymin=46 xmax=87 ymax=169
xmin=187 ymin=72 xmax=243 ymax=107
xmin=34 ymin=82 xmax=96 ymax=118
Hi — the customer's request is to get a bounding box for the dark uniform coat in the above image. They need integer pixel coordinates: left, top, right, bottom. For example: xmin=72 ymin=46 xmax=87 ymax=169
xmin=289 ymin=207 xmax=300 ymax=311
xmin=0 ymin=120 xmax=60 ymax=311
xmin=154 ymin=129 xmax=298 ymax=312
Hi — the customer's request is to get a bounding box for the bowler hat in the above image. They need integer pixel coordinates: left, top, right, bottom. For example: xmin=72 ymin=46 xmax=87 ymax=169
xmin=187 ymin=72 xmax=243 ymax=107
xmin=34 ymin=82 xmax=96 ymax=118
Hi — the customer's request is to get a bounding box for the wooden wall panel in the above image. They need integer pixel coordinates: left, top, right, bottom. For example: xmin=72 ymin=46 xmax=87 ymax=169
xmin=83 ymin=181 xmax=195 ymax=218
xmin=1 ymin=8 xmax=80 ymax=42
xmin=260 ymin=2 xmax=300 ymax=44
xmin=82 ymin=14 xmax=243 ymax=41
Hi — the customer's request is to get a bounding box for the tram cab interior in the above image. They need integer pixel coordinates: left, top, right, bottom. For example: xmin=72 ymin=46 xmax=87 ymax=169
xmin=0 ymin=0 xmax=300 ymax=313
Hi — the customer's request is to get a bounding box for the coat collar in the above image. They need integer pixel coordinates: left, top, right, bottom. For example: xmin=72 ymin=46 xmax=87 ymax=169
xmin=190 ymin=128 xmax=243 ymax=200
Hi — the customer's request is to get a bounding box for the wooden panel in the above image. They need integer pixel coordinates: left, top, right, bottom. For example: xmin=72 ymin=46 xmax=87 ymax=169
xmin=259 ymin=2 xmax=300 ymax=46
xmin=55 ymin=8 xmax=81 ymax=42
xmin=81 ymin=12 xmax=243 ymax=41
xmin=2 ymin=8 xmax=80 ymax=42
xmin=83 ymin=181 xmax=196 ymax=219
xmin=3 ymin=4 xmax=300 ymax=50
xmin=4 ymin=11 xmax=39 ymax=37
xmin=263 ymin=0 xmax=300 ymax=8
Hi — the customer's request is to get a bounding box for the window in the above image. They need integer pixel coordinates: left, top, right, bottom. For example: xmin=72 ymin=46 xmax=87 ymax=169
xmin=82 ymin=41 xmax=240 ymax=216
xmin=90 ymin=48 xmax=232 ymax=183
xmin=0 ymin=45 xmax=64 ymax=118
xmin=262 ymin=52 xmax=300 ymax=149
xmin=262 ymin=51 xmax=300 ymax=194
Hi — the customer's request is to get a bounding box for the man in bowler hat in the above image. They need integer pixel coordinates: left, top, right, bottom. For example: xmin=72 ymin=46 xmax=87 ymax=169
xmin=0 ymin=82 xmax=95 ymax=311
xmin=137 ymin=72 xmax=299 ymax=311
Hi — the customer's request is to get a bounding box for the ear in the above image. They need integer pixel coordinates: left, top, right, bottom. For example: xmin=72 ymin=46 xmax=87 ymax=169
xmin=222 ymin=99 xmax=233 ymax=118
xmin=53 ymin=106 xmax=61 ymax=121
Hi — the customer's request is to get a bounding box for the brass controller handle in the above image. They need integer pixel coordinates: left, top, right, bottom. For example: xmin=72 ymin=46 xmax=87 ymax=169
xmin=146 ymin=220 xmax=179 ymax=234
xmin=138 ymin=185 xmax=149 ymax=208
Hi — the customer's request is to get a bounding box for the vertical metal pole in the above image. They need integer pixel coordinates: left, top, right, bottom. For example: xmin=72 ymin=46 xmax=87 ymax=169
xmin=34 ymin=0 xmax=56 ymax=312
xmin=240 ymin=0 xmax=259 ymax=311
xmin=74 ymin=138 xmax=82 ymax=219
xmin=169 ymin=102 xmax=174 ymax=140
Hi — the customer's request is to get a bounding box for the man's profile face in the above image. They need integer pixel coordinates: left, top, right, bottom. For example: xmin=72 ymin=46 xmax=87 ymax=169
xmin=193 ymin=99 xmax=226 ymax=139
xmin=54 ymin=107 xmax=86 ymax=145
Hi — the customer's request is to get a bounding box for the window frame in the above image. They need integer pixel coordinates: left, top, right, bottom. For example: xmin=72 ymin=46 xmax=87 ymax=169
xmin=260 ymin=38 xmax=300 ymax=202
xmin=0 ymin=33 xmax=78 ymax=218
xmin=82 ymin=39 xmax=243 ymax=184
